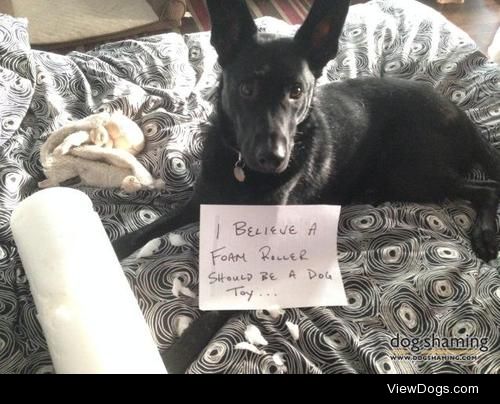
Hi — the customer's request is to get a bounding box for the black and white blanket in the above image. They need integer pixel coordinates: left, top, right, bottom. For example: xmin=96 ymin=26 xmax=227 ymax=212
xmin=0 ymin=0 xmax=499 ymax=373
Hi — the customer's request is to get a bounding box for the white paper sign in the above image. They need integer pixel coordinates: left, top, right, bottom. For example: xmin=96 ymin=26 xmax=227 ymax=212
xmin=199 ymin=205 xmax=347 ymax=310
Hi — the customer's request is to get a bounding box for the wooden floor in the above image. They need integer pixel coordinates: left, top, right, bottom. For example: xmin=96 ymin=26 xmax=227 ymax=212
xmin=420 ymin=0 xmax=499 ymax=53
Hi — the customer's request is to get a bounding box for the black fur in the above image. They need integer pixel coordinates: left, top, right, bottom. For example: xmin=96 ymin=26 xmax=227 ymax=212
xmin=113 ymin=0 xmax=500 ymax=373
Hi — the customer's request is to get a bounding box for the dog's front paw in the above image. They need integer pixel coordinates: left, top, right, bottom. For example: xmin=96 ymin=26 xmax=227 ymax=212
xmin=112 ymin=233 xmax=139 ymax=260
xmin=161 ymin=311 xmax=235 ymax=373
xmin=471 ymin=224 xmax=498 ymax=262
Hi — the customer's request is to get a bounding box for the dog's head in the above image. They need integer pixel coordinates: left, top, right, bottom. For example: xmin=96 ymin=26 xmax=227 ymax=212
xmin=207 ymin=0 xmax=349 ymax=174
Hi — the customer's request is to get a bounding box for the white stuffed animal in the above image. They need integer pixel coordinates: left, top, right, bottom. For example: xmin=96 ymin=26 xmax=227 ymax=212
xmin=39 ymin=112 xmax=165 ymax=192
xmin=53 ymin=111 xmax=145 ymax=156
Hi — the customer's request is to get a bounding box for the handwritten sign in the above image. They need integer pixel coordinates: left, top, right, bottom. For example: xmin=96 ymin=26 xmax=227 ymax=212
xmin=199 ymin=205 xmax=347 ymax=310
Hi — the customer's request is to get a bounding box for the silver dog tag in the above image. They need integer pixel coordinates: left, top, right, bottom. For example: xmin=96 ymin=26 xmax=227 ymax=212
xmin=234 ymin=153 xmax=246 ymax=182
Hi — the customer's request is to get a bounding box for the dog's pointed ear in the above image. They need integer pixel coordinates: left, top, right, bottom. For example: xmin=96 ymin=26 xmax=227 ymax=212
xmin=294 ymin=0 xmax=350 ymax=76
xmin=207 ymin=0 xmax=257 ymax=66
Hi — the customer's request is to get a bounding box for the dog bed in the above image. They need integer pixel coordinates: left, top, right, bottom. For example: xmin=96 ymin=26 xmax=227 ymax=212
xmin=0 ymin=0 xmax=498 ymax=373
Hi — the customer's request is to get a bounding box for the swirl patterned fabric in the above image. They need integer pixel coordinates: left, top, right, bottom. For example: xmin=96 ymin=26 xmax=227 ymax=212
xmin=1 ymin=0 xmax=499 ymax=374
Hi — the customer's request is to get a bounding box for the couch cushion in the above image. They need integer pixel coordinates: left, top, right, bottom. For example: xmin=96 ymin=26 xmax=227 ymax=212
xmin=10 ymin=0 xmax=159 ymax=45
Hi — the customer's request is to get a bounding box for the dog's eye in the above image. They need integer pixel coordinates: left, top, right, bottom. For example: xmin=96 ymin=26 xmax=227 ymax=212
xmin=289 ymin=84 xmax=303 ymax=99
xmin=239 ymin=81 xmax=256 ymax=99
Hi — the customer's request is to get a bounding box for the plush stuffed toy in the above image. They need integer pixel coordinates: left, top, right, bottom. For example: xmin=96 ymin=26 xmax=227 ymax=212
xmin=39 ymin=112 xmax=165 ymax=192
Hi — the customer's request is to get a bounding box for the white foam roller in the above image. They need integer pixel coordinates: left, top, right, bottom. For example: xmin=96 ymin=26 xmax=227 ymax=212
xmin=10 ymin=187 xmax=167 ymax=374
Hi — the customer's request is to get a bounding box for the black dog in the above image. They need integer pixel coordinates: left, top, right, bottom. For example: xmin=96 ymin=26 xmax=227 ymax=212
xmin=113 ymin=0 xmax=500 ymax=372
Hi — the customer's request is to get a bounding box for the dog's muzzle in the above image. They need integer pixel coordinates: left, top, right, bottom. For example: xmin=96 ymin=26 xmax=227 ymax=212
xmin=254 ymin=137 xmax=288 ymax=173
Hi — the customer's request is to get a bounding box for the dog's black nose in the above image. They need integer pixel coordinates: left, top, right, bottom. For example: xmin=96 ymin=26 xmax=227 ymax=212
xmin=256 ymin=141 xmax=287 ymax=172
